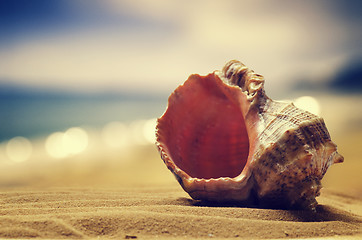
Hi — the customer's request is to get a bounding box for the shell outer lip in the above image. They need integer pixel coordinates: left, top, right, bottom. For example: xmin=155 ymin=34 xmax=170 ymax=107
xmin=156 ymin=139 xmax=254 ymax=202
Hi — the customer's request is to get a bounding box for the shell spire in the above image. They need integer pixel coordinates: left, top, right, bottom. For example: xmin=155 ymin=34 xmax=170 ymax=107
xmin=222 ymin=60 xmax=266 ymax=104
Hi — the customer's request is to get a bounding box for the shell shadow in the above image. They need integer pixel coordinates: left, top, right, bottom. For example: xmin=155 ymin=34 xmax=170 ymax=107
xmin=175 ymin=197 xmax=362 ymax=223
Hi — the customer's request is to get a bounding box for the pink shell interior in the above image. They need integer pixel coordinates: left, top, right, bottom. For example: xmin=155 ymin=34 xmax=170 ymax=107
xmin=157 ymin=73 xmax=249 ymax=179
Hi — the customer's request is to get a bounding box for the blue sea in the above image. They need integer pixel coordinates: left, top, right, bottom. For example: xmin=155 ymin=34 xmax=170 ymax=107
xmin=0 ymin=90 xmax=167 ymax=142
xmin=1 ymin=82 xmax=361 ymax=143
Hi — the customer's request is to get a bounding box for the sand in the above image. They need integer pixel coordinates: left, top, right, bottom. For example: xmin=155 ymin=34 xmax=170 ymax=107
xmin=0 ymin=147 xmax=361 ymax=240
xmin=0 ymin=186 xmax=361 ymax=239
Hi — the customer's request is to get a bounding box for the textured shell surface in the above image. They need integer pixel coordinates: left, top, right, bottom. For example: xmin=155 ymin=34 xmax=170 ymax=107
xmin=156 ymin=60 xmax=343 ymax=209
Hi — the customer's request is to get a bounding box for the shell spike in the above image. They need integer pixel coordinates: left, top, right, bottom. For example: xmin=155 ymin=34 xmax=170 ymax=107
xmin=332 ymin=152 xmax=344 ymax=164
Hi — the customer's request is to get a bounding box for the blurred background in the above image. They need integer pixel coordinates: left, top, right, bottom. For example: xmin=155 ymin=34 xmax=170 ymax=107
xmin=0 ymin=0 xmax=361 ymax=195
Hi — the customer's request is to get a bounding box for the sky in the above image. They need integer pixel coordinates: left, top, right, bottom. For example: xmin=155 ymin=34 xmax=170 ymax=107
xmin=0 ymin=0 xmax=361 ymax=96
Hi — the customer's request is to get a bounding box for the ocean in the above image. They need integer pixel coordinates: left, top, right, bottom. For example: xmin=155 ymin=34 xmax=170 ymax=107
xmin=1 ymin=88 xmax=362 ymax=143
xmin=0 ymin=92 xmax=167 ymax=142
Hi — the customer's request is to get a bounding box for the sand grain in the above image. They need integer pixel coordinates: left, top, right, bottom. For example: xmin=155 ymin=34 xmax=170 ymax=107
xmin=0 ymin=187 xmax=361 ymax=239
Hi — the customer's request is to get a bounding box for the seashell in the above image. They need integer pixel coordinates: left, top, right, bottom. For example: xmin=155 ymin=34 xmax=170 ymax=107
xmin=156 ymin=60 xmax=343 ymax=209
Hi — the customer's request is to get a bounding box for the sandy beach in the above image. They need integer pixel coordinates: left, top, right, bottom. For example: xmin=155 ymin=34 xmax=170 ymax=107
xmin=0 ymin=186 xmax=361 ymax=239
xmin=0 ymin=132 xmax=361 ymax=239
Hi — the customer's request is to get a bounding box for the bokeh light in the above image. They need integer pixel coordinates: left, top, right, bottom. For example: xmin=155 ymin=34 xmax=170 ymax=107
xmin=5 ymin=136 xmax=33 ymax=163
xmin=45 ymin=132 xmax=68 ymax=159
xmin=293 ymin=96 xmax=321 ymax=116
xmin=143 ymin=118 xmax=157 ymax=144
xmin=45 ymin=127 xmax=89 ymax=159
xmin=129 ymin=120 xmax=149 ymax=145
xmin=63 ymin=127 xmax=89 ymax=155
xmin=126 ymin=118 xmax=157 ymax=145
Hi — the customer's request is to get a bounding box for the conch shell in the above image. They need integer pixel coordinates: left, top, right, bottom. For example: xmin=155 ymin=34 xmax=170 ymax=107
xmin=156 ymin=60 xmax=343 ymax=209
